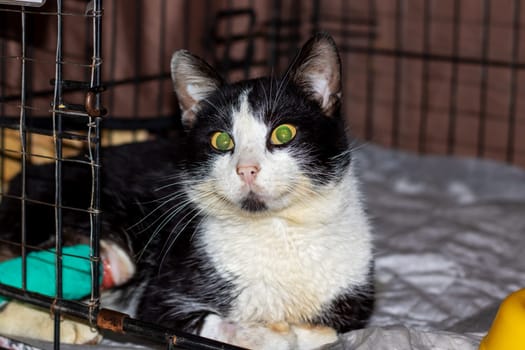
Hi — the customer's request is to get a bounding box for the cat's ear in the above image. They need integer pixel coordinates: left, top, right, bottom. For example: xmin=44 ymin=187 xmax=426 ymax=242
xmin=289 ymin=33 xmax=342 ymax=117
xmin=171 ymin=50 xmax=224 ymax=129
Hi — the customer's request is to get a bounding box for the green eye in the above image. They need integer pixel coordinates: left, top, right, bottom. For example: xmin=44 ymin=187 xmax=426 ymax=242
xmin=211 ymin=131 xmax=234 ymax=151
xmin=271 ymin=124 xmax=297 ymax=145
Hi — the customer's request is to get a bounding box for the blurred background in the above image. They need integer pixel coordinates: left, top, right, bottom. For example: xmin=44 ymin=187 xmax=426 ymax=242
xmin=1 ymin=0 xmax=524 ymax=188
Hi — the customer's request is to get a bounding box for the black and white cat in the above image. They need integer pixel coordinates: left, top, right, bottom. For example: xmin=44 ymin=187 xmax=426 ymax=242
xmin=0 ymin=33 xmax=374 ymax=349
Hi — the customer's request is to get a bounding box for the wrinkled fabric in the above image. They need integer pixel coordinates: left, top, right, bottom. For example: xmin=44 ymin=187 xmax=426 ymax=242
xmin=331 ymin=145 xmax=525 ymax=350
xmin=330 ymin=326 xmax=481 ymax=350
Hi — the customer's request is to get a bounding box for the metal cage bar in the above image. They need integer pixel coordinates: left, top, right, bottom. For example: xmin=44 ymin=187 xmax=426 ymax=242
xmin=506 ymin=0 xmax=521 ymax=163
xmin=364 ymin=0 xmax=377 ymax=141
xmin=418 ymin=0 xmax=432 ymax=153
xmin=477 ymin=0 xmax=491 ymax=158
xmin=18 ymin=4 xmax=28 ymax=295
xmin=0 ymin=37 xmax=5 ymax=196
xmin=447 ymin=0 xmax=461 ymax=155
xmin=391 ymin=0 xmax=404 ymax=148
xmin=88 ymin=0 xmax=103 ymax=323
xmin=51 ymin=0 xmax=64 ymax=346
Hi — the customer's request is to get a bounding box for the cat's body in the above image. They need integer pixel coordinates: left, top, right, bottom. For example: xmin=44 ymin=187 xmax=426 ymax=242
xmin=0 ymin=34 xmax=374 ymax=349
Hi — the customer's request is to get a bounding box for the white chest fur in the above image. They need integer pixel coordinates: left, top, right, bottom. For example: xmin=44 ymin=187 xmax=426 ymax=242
xmin=197 ymin=170 xmax=372 ymax=324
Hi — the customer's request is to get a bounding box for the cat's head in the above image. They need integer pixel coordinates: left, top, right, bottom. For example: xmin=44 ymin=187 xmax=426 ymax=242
xmin=170 ymin=33 xmax=353 ymax=215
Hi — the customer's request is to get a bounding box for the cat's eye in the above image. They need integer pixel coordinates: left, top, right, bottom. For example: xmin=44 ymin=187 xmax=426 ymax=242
xmin=210 ymin=131 xmax=234 ymax=151
xmin=270 ymin=124 xmax=297 ymax=145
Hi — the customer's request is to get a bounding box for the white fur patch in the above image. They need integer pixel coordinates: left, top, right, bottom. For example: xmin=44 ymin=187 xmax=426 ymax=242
xmin=188 ymin=93 xmax=373 ymax=326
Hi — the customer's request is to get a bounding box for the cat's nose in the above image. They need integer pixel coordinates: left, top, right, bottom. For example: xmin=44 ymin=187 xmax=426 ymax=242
xmin=236 ymin=165 xmax=259 ymax=185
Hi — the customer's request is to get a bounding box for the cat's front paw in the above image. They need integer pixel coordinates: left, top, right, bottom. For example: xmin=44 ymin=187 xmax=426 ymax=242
xmin=0 ymin=301 xmax=101 ymax=344
xmin=292 ymin=323 xmax=339 ymax=350
xmin=200 ymin=314 xmax=297 ymax=350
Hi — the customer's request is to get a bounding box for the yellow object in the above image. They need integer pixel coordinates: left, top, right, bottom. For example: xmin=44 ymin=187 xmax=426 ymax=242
xmin=479 ymin=288 xmax=525 ymax=350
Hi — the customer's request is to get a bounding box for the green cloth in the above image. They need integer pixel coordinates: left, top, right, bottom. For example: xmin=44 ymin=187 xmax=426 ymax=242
xmin=0 ymin=244 xmax=97 ymax=305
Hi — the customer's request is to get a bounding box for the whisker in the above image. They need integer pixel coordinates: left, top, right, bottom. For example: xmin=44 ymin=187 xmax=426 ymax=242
xmin=158 ymin=206 xmax=208 ymax=271
xmin=128 ymin=191 xmax=189 ymax=231
xmin=134 ymin=198 xmax=196 ymax=261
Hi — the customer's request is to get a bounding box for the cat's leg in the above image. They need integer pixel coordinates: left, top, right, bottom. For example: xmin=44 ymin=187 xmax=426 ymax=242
xmin=200 ymin=314 xmax=298 ymax=350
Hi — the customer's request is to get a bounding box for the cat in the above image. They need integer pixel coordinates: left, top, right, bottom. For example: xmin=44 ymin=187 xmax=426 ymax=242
xmin=0 ymin=33 xmax=374 ymax=349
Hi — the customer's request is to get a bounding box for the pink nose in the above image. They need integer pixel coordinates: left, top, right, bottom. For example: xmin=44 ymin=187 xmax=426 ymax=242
xmin=237 ymin=165 xmax=260 ymax=185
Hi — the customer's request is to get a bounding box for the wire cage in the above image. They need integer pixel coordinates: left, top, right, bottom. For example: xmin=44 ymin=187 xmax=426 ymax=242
xmin=0 ymin=0 xmax=524 ymax=348
xmin=0 ymin=0 xmax=106 ymax=348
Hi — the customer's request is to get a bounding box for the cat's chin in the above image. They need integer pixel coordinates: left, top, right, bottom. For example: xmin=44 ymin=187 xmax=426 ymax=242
xmin=240 ymin=192 xmax=268 ymax=212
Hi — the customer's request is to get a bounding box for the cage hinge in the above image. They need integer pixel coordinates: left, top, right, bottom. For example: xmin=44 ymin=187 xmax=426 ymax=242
xmin=48 ymin=79 xmax=107 ymax=117
xmin=96 ymin=308 xmax=129 ymax=333
xmin=85 ymin=86 xmax=107 ymax=117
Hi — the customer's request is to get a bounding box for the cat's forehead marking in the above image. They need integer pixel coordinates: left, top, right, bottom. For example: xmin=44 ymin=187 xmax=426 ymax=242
xmin=231 ymin=92 xmax=268 ymax=160
xmin=235 ymin=90 xmax=253 ymax=120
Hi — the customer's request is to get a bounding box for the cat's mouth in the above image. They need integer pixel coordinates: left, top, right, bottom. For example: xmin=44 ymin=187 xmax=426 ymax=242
xmin=240 ymin=191 xmax=268 ymax=212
